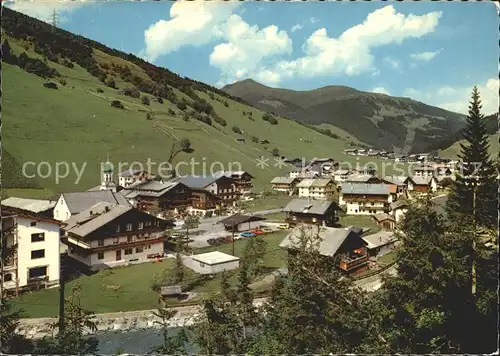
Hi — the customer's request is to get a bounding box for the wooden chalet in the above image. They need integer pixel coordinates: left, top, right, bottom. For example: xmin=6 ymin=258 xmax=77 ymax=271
xmin=339 ymin=183 xmax=392 ymax=215
xmin=215 ymin=171 xmax=254 ymax=197
xmin=120 ymin=180 xmax=191 ymax=215
xmin=371 ymin=213 xmax=396 ymax=230
xmin=189 ymin=188 xmax=222 ymax=217
xmin=63 ymin=202 xmax=173 ymax=271
xmin=280 ymin=225 xmax=369 ymax=276
xmin=283 ymin=198 xmax=339 ymax=227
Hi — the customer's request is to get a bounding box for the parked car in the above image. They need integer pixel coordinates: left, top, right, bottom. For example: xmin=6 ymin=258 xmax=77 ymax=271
xmin=261 ymin=227 xmax=273 ymax=233
xmin=278 ymin=224 xmax=289 ymax=230
xmin=250 ymin=229 xmax=265 ymax=235
xmin=240 ymin=231 xmax=256 ymax=238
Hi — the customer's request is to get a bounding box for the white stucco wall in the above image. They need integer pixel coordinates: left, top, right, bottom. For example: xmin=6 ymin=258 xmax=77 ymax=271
xmin=236 ymin=220 xmax=261 ymax=232
xmin=184 ymin=257 xmax=240 ymax=275
xmin=53 ymin=195 xmax=71 ymax=221
xmin=17 ymin=217 xmax=61 ymax=288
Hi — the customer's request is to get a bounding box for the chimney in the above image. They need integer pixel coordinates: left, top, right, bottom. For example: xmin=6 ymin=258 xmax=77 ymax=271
xmin=89 ymin=210 xmax=93 ymax=215
xmin=105 ymin=206 xmax=110 ymax=213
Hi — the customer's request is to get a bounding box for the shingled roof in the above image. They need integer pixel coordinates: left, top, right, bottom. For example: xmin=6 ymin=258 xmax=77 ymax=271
xmin=283 ymin=199 xmax=338 ymax=215
xmin=61 ymin=190 xmax=131 ymax=215
xmin=340 ymin=183 xmax=390 ymax=195
xmin=279 ymin=225 xmax=366 ymax=257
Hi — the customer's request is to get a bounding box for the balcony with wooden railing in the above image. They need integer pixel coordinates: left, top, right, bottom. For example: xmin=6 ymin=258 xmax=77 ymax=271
xmin=339 ymin=248 xmax=369 ymax=272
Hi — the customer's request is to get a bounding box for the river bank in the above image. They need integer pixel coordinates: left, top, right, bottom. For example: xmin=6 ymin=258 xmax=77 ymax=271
xmin=16 ymin=265 xmax=397 ymax=340
xmin=15 ymin=299 xmax=266 ymax=340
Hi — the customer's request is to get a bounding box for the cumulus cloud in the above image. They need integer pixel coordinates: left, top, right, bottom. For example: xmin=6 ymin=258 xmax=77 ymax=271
xmin=5 ymin=0 xmax=88 ymax=23
xmin=209 ymin=14 xmax=292 ymax=86
xmin=142 ymin=0 xmax=291 ymax=85
xmin=291 ymin=24 xmax=303 ymax=32
xmin=372 ymin=87 xmax=391 ymax=95
xmin=404 ymin=78 xmax=499 ymax=115
xmin=256 ymin=5 xmax=442 ymax=85
xmin=310 ymin=17 xmax=319 ymax=24
xmin=410 ymin=48 xmax=443 ymax=62
xmin=143 ymin=0 xmax=241 ymax=62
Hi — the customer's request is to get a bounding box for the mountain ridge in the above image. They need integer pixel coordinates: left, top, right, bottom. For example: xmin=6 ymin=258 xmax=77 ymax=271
xmin=223 ymin=79 xmax=467 ymax=153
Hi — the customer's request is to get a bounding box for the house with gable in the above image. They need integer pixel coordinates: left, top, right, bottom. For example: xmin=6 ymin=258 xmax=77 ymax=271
xmin=1 ymin=205 xmax=65 ymax=295
xmin=339 ymin=183 xmax=393 ymax=215
xmin=118 ymin=169 xmax=155 ymax=188
xmin=62 ymin=202 xmax=173 ymax=271
xmin=172 ymin=174 xmax=239 ymax=204
xmin=53 ymin=190 xmax=131 ymax=222
xmin=283 ymin=198 xmax=340 ymax=227
xmin=279 ymin=225 xmax=370 ymax=276
xmin=119 ymin=180 xmax=191 ymax=216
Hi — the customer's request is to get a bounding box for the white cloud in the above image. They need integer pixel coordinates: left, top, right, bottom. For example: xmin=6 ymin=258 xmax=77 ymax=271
xmin=142 ymin=0 xmax=291 ymax=85
xmin=5 ymin=0 xmax=88 ymax=24
xmin=410 ymin=48 xmax=443 ymax=62
xmin=143 ymin=0 xmax=241 ymax=62
xmin=291 ymin=24 xmax=303 ymax=32
xmin=383 ymin=57 xmax=401 ymax=70
xmin=209 ymin=14 xmax=292 ymax=86
xmin=404 ymin=78 xmax=499 ymax=115
xmin=256 ymin=5 xmax=442 ymax=84
xmin=310 ymin=17 xmax=319 ymax=24
xmin=372 ymin=87 xmax=391 ymax=95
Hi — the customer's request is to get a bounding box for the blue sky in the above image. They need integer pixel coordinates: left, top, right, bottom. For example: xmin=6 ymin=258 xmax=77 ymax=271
xmin=6 ymin=0 xmax=499 ymax=114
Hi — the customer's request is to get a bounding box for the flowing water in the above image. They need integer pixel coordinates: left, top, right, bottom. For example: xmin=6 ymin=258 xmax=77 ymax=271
xmin=94 ymin=328 xmax=198 ymax=355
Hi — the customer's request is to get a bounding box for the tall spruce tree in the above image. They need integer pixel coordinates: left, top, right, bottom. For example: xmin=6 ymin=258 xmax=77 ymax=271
xmin=446 ymin=86 xmax=497 ymax=229
xmin=380 ymin=197 xmax=473 ymax=353
xmin=248 ymin=225 xmax=389 ymax=354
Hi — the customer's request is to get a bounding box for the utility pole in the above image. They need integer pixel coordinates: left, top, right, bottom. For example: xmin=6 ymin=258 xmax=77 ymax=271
xmin=232 ymin=219 xmax=235 ymax=256
xmin=58 ymin=252 xmax=67 ymax=334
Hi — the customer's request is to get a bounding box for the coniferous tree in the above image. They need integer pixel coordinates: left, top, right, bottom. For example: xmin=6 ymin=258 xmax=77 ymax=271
xmin=446 ymin=86 xmax=497 ymax=229
xmin=150 ymin=305 xmax=188 ymax=355
xmin=379 ymin=197 xmax=471 ymax=353
xmin=249 ymin=225 xmax=388 ymax=354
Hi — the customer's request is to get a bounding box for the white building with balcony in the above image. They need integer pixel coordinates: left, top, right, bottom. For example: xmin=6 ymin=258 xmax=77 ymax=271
xmin=1 ymin=206 xmax=64 ymax=296
xmin=296 ymin=178 xmax=336 ymax=200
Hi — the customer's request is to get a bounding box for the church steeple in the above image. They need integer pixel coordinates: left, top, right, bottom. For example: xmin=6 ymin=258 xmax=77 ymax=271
xmin=101 ymin=152 xmax=116 ymax=192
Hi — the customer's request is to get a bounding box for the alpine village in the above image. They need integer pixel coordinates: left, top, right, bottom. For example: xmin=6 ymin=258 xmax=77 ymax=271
xmin=0 ymin=4 xmax=498 ymax=355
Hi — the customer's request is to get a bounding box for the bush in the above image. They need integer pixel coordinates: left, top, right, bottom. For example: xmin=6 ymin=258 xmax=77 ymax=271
xmin=232 ymin=125 xmax=243 ymax=134
xmin=59 ymin=78 xmax=67 ymax=86
xmin=111 ymin=100 xmax=124 ymax=109
xmin=183 ymin=112 xmax=189 ymax=121
xmin=177 ymin=100 xmax=187 ymax=111
xmin=123 ymin=87 xmax=140 ymax=98
xmin=168 ymin=108 xmax=176 ymax=116
xmin=213 ymin=115 xmax=227 ymax=127
xmin=251 ymin=136 xmax=259 ymax=143
xmin=271 ymin=148 xmax=280 ymax=157
xmin=209 ymin=93 xmax=215 ymax=100
xmin=141 ymin=96 xmax=150 ymax=106
xmin=43 ymin=82 xmax=58 ymax=89
xmin=157 ymin=97 xmax=164 ymax=104
xmin=146 ymin=112 xmax=153 ymax=120
xmin=106 ymin=78 xmax=116 ymax=89
xmin=262 ymin=112 xmax=278 ymax=125
xmin=96 ymin=88 xmax=104 ymax=93
xmin=223 ymin=100 xmax=229 ymax=107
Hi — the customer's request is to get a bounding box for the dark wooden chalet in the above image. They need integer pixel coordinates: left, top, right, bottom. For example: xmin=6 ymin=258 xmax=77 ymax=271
xmin=280 ymin=225 xmax=369 ymax=276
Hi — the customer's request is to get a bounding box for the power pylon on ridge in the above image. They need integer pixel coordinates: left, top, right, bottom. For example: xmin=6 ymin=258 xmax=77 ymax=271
xmin=50 ymin=9 xmax=60 ymax=31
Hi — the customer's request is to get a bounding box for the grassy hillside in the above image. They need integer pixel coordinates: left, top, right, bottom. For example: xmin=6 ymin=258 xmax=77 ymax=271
xmin=223 ymin=79 xmax=467 ymax=153
xmin=2 ymin=61 xmax=359 ymax=193
xmin=1 ymin=7 xmax=408 ymax=197
xmin=440 ymin=133 xmax=499 ymax=159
